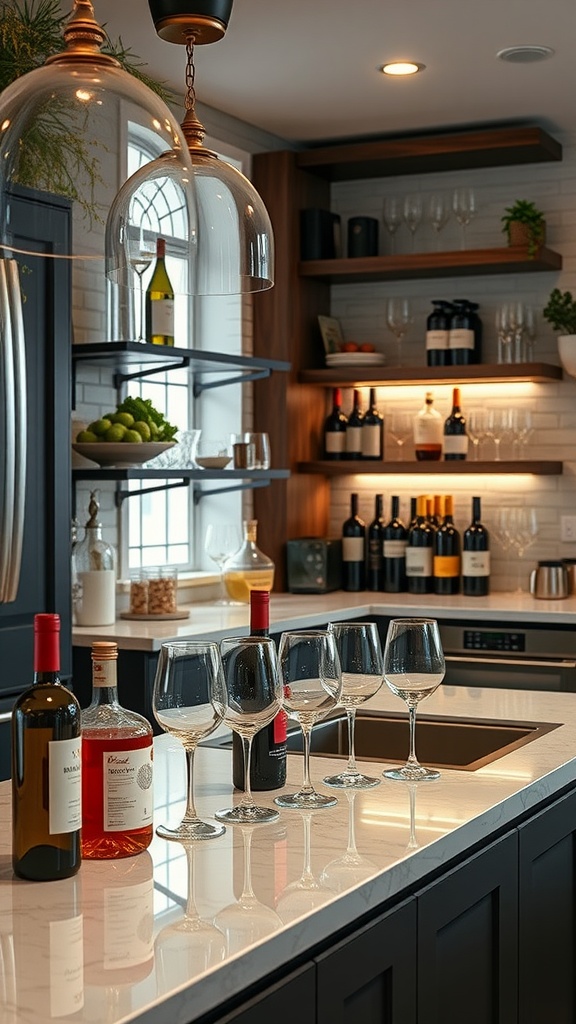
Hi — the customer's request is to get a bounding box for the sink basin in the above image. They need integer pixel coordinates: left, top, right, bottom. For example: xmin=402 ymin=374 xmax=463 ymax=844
xmin=286 ymin=710 xmax=561 ymax=772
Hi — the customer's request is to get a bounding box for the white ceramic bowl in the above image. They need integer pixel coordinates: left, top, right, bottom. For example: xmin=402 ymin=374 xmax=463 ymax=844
xmin=558 ymin=334 xmax=576 ymax=378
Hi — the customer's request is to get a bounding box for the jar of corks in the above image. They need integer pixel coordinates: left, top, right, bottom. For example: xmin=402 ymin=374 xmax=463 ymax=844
xmin=129 ymin=567 xmax=177 ymax=616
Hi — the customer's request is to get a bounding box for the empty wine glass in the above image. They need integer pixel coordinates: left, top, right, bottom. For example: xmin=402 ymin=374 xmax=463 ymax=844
xmin=128 ymin=221 xmax=155 ymax=343
xmin=213 ymin=825 xmax=282 ymax=952
xmin=215 ymin=637 xmax=283 ymax=825
xmin=205 ymin=524 xmax=242 ymax=606
xmin=428 ymin=193 xmax=451 ymax=249
xmin=323 ymin=622 xmax=384 ymax=789
xmin=382 ymin=618 xmax=445 ymax=782
xmin=274 ymin=630 xmax=342 ymax=810
xmin=275 ymin=813 xmax=332 ymax=922
xmin=386 ymin=297 xmax=412 ymax=367
xmin=511 ymin=408 xmax=534 ymax=459
xmin=466 ymin=408 xmax=487 ymax=461
xmin=524 ymin=305 xmax=537 ymax=361
xmin=484 ymin=408 xmax=513 ymax=461
xmin=152 ymin=641 xmax=228 ymax=842
xmin=403 ymin=193 xmax=423 ymax=251
xmin=319 ymin=790 xmax=378 ymax=892
xmin=382 ymin=195 xmax=403 ymax=253
xmin=388 ymin=411 xmax=413 ymax=460
xmin=496 ymin=304 xmax=514 ymax=364
xmin=452 ymin=186 xmax=476 ymax=249
xmin=509 ymin=507 xmax=539 ymax=592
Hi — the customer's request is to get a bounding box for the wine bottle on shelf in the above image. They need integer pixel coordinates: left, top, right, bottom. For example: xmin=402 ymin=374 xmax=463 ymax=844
xmin=414 ymin=391 xmax=443 ymax=461
xmin=145 ymin=236 xmax=175 ymax=346
xmin=342 ymin=492 xmax=366 ymax=591
xmin=443 ymin=387 xmax=469 ymax=460
xmin=433 ymin=494 xmax=461 ymax=595
xmin=462 ymin=496 xmax=490 ymax=596
xmin=81 ymin=641 xmax=154 ymax=859
xmin=409 ymin=496 xmax=418 ymax=530
xmin=467 ymin=300 xmax=483 ymax=363
xmin=448 ymin=300 xmax=474 ymax=365
xmin=405 ymin=495 xmax=434 ymax=594
xmin=430 ymin=494 xmax=444 ymax=530
xmin=232 ymin=590 xmax=287 ymax=791
xmin=324 ymin=387 xmax=348 ymax=459
xmin=367 ymin=493 xmax=385 ymax=591
xmin=383 ymin=495 xmax=408 ymax=593
xmin=426 ymin=300 xmax=452 ymax=367
xmin=361 ymin=387 xmax=384 ymax=459
xmin=11 ymin=613 xmax=82 ymax=881
xmin=345 ymin=389 xmax=364 ymax=460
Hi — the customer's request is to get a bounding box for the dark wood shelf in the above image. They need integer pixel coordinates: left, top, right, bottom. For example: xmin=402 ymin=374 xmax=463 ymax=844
xmin=298 ymin=460 xmax=563 ymax=476
xmin=299 ymin=246 xmax=562 ymax=284
xmin=296 ymin=125 xmax=562 ymax=181
xmin=298 ymin=362 xmax=563 ymax=387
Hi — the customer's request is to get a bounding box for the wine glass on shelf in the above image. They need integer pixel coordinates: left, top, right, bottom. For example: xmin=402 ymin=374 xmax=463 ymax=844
xmin=466 ymin=408 xmax=487 ymax=461
xmin=427 ymin=193 xmax=451 ymax=249
xmin=511 ymin=408 xmax=534 ymax=459
xmin=205 ymin=524 xmax=242 ymax=606
xmin=274 ymin=629 xmax=342 ymax=810
xmin=386 ymin=297 xmax=412 ymax=367
xmin=152 ymin=641 xmax=228 ymax=842
xmin=524 ymin=305 xmax=537 ymax=361
xmin=452 ymin=186 xmax=476 ymax=249
xmin=496 ymin=304 xmax=514 ymax=365
xmin=382 ymin=618 xmax=445 ymax=782
xmin=509 ymin=507 xmax=539 ymax=593
xmin=403 ymin=193 xmax=423 ymax=251
xmin=388 ymin=411 xmax=413 ymax=460
xmin=382 ymin=195 xmax=403 ymax=253
xmin=128 ymin=222 xmax=155 ymax=343
xmin=323 ymin=621 xmax=384 ymax=789
xmin=484 ymin=408 xmax=512 ymax=461
xmin=215 ymin=636 xmax=283 ymax=825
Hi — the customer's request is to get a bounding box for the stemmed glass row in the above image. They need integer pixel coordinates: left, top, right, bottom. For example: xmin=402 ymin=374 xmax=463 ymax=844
xmin=468 ymin=407 xmax=534 ymax=461
xmin=383 ymin=187 xmax=476 ymax=252
xmin=496 ymin=303 xmax=538 ymax=363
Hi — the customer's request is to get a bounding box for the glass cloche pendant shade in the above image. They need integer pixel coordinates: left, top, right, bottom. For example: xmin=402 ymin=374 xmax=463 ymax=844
xmin=0 ymin=0 xmax=190 ymax=264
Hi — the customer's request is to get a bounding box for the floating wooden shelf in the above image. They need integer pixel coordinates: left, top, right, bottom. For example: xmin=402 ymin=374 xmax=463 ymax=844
xmin=298 ymin=460 xmax=563 ymax=476
xmin=298 ymin=362 xmax=563 ymax=387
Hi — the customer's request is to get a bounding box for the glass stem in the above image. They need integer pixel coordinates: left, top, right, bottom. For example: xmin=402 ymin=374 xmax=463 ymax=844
xmin=346 ymin=792 xmax=358 ymax=856
xmin=301 ymin=813 xmax=314 ymax=883
xmin=241 ymin=826 xmax=256 ymax=900
xmin=184 ymin=843 xmax=201 ymax=921
xmin=139 ymin=277 xmax=145 ymax=342
xmin=494 ymin=438 xmax=501 ymax=462
xmin=301 ymin=726 xmax=315 ymax=795
xmin=182 ymin=746 xmax=199 ymax=823
xmin=240 ymin=734 xmax=255 ymax=810
xmin=407 ymin=704 xmax=420 ymax=769
xmin=346 ymin=708 xmax=359 ymax=775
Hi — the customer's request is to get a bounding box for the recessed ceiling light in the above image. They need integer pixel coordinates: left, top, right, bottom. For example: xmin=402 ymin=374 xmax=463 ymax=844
xmin=497 ymin=45 xmax=555 ymax=63
xmin=380 ymin=61 xmax=425 ymax=76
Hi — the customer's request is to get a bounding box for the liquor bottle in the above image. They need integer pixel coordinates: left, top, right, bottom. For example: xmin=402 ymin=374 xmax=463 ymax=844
xmin=443 ymin=387 xmax=469 ymax=460
xmin=414 ymin=392 xmax=443 ymax=461
xmin=74 ymin=490 xmax=116 ymax=626
xmin=324 ymin=387 xmax=348 ymax=459
xmin=345 ymin=388 xmax=364 ymax=460
xmin=462 ymin=496 xmax=490 ymax=596
xmin=433 ymin=494 xmax=461 ymax=595
xmin=383 ymin=495 xmax=408 ymax=593
xmin=426 ymin=300 xmax=452 ymax=367
xmin=448 ymin=299 xmax=474 ymax=365
xmin=223 ymin=520 xmax=275 ymax=603
xmin=81 ymin=641 xmax=153 ymax=859
xmin=145 ymin=236 xmax=175 ymax=346
xmin=342 ymin=492 xmax=366 ymax=591
xmin=367 ymin=493 xmax=385 ymax=590
xmin=232 ymin=590 xmax=287 ymax=791
xmin=361 ymin=387 xmax=384 ymax=459
xmin=405 ymin=495 xmax=434 ymax=594
xmin=11 ymin=613 xmax=82 ymax=881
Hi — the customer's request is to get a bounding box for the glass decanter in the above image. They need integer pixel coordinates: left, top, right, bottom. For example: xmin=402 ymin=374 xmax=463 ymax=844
xmin=222 ymin=520 xmax=274 ymax=603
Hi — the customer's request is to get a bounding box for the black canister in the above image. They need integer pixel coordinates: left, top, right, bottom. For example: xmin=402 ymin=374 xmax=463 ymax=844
xmin=347 ymin=216 xmax=379 ymax=258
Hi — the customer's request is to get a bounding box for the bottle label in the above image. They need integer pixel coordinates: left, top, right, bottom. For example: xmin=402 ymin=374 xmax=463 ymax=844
xmin=342 ymin=537 xmax=365 ymax=562
xmin=384 ymin=539 xmax=407 ymax=558
xmin=49 ymin=914 xmax=84 ymax=1016
xmin=325 ymin=431 xmax=346 ymax=454
xmin=414 ymin=417 xmax=443 ymax=445
xmin=103 ymin=878 xmax=154 ymax=970
xmin=405 ymin=547 xmax=433 ymax=577
xmin=93 ymin=658 xmax=116 ymax=688
xmin=345 ymin=426 xmax=362 ymax=454
xmin=361 ymin=425 xmax=381 ymax=458
xmin=443 ymin=434 xmax=469 ymax=456
xmin=426 ymin=329 xmax=449 ymax=351
xmin=449 ymin=328 xmax=474 ymax=351
xmin=434 ymin=554 xmax=461 ymax=578
xmin=462 ymin=551 xmax=490 ymax=577
xmin=48 ymin=737 xmax=82 ymax=834
xmin=103 ymin=745 xmax=154 ymax=831
xmin=368 ymin=538 xmax=382 ymax=569
xmin=151 ymin=299 xmax=175 ymax=336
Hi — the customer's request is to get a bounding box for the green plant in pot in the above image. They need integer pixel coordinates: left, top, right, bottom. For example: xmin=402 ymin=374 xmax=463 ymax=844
xmin=543 ymin=288 xmax=576 ymax=378
xmin=501 ymin=200 xmax=546 ymax=258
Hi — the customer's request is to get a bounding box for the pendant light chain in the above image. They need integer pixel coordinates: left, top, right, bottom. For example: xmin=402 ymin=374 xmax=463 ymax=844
xmin=185 ymin=35 xmax=197 ymax=112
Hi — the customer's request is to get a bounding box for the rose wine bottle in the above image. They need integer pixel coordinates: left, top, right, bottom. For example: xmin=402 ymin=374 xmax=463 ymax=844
xmin=11 ymin=613 xmax=82 ymax=881
xmin=145 ymin=236 xmax=175 ymax=346
xmin=81 ymin=641 xmax=153 ymax=858
xmin=232 ymin=591 xmax=287 ymax=791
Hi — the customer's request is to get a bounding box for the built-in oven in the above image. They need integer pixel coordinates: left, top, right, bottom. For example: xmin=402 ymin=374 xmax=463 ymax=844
xmin=439 ymin=621 xmax=576 ymax=692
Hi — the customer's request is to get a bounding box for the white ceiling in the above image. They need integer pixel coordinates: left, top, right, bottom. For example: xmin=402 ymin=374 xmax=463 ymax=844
xmin=92 ymin=0 xmax=576 ymax=144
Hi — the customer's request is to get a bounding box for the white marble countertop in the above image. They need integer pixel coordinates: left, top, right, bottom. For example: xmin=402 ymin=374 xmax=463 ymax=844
xmin=72 ymin=591 xmax=576 ymax=651
xmin=2 ymin=682 xmax=576 ymax=1024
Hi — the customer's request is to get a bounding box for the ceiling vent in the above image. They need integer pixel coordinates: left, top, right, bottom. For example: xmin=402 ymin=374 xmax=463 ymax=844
xmin=497 ymin=45 xmax=555 ymax=63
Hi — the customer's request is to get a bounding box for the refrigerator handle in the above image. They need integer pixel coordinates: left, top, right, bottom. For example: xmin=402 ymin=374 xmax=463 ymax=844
xmin=5 ymin=259 xmax=26 ymax=603
xmin=0 ymin=259 xmax=26 ymax=604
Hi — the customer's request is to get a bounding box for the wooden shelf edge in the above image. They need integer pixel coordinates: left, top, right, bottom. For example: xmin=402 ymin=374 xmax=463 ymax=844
xmin=298 ymin=460 xmax=563 ymax=476
xmin=298 ymin=363 xmax=563 ymax=387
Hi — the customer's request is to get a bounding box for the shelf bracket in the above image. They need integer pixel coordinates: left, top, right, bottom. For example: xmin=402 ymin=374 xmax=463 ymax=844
xmin=193 ymin=479 xmax=270 ymax=505
xmin=114 ymin=478 xmax=190 ymax=508
xmin=113 ymin=357 xmax=190 ymax=390
xmin=192 ymin=366 xmax=270 ymax=398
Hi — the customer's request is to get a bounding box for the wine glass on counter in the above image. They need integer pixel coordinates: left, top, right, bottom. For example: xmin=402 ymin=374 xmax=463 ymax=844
xmin=319 ymin=790 xmax=378 ymax=892
xmin=152 ymin=641 xmax=228 ymax=841
xmin=382 ymin=195 xmax=402 ymax=253
xmin=205 ymin=524 xmax=242 ymax=605
xmin=388 ymin=411 xmax=413 ymax=460
xmin=452 ymin=186 xmax=476 ymax=249
xmin=322 ymin=621 xmax=384 ymax=789
xmin=215 ymin=636 xmax=282 ymax=825
xmin=274 ymin=630 xmax=342 ymax=810
xmin=213 ymin=825 xmax=282 ymax=953
xmin=128 ymin=222 xmax=155 ymax=343
xmin=386 ymin=297 xmax=412 ymax=367
xmin=382 ymin=618 xmax=445 ymax=782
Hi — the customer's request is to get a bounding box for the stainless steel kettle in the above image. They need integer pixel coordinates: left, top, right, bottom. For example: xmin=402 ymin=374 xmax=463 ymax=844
xmin=530 ymin=560 xmax=569 ymax=600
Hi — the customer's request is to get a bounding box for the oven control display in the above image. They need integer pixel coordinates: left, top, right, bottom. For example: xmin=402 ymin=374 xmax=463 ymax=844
xmin=463 ymin=630 xmax=526 ymax=652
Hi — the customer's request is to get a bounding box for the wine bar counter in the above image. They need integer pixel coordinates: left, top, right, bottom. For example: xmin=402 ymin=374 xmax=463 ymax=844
xmin=3 ymin=681 xmax=576 ymax=1024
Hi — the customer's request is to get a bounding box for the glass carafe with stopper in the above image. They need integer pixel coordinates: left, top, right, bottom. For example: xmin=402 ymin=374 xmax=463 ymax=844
xmin=74 ymin=490 xmax=116 ymax=626
xmin=222 ymin=520 xmax=274 ymax=603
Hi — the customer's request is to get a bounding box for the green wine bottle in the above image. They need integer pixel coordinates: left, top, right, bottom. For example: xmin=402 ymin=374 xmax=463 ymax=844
xmin=145 ymin=237 xmax=174 ymax=346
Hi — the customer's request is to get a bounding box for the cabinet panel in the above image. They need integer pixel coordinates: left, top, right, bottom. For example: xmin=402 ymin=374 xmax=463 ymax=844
xmin=315 ymin=897 xmax=417 ymax=1024
xmin=417 ymin=831 xmax=518 ymax=1024
xmin=203 ymin=962 xmax=316 ymax=1024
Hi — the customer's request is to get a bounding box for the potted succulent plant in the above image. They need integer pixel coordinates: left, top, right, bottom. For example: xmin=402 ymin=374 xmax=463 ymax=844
xmin=543 ymin=288 xmax=576 ymax=377
xmin=501 ymin=199 xmax=546 ymax=258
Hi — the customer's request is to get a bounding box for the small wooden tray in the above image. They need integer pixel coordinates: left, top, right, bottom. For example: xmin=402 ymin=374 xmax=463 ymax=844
xmin=120 ymin=610 xmax=190 ymax=621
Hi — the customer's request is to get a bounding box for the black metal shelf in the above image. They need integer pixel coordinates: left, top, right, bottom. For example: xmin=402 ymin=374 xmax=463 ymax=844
xmin=72 ymin=467 xmax=290 ymax=507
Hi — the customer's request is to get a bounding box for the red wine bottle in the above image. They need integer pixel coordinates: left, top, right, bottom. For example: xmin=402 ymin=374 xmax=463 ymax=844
xmin=324 ymin=387 xmax=348 ymax=460
xmin=361 ymin=388 xmax=384 ymax=459
xmin=383 ymin=495 xmax=408 ymax=592
xmin=232 ymin=591 xmax=287 ymax=791
xmin=443 ymin=387 xmax=468 ymax=460
xmin=433 ymin=494 xmax=461 ymax=595
xmin=342 ymin=492 xmax=366 ymax=591
xmin=12 ymin=614 xmax=82 ymax=880
xmin=426 ymin=300 xmax=451 ymax=367
xmin=462 ymin=496 xmax=490 ymax=596
xmin=406 ymin=495 xmax=434 ymax=594
xmin=367 ymin=493 xmax=385 ymax=591
xmin=345 ymin=389 xmax=364 ymax=460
